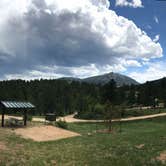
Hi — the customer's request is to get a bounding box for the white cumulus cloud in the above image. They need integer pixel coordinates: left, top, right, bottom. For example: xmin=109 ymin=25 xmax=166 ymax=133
xmin=129 ymin=61 xmax=166 ymax=83
xmin=115 ymin=0 xmax=143 ymax=8
xmin=153 ymin=35 xmax=160 ymax=43
xmin=0 ymin=0 xmax=163 ymax=80
xmin=154 ymin=16 xmax=159 ymax=24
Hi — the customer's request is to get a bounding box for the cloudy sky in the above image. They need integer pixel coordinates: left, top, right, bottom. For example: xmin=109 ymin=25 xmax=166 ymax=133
xmin=0 ymin=0 xmax=165 ymax=83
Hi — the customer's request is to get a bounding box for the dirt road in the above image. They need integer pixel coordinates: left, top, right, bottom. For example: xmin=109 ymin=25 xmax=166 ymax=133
xmin=4 ymin=112 xmax=166 ymax=123
xmin=33 ymin=112 xmax=166 ymax=123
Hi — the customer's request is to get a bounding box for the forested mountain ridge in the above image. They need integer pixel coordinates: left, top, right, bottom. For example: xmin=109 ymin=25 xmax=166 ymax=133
xmin=0 ymin=79 xmax=100 ymax=116
xmin=60 ymin=72 xmax=139 ymax=86
xmin=0 ymin=76 xmax=166 ymax=118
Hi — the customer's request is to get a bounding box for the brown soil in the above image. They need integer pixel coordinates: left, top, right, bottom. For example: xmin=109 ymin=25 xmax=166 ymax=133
xmin=14 ymin=125 xmax=80 ymax=142
xmin=0 ymin=142 xmax=7 ymax=150
xmin=156 ymin=151 xmax=166 ymax=163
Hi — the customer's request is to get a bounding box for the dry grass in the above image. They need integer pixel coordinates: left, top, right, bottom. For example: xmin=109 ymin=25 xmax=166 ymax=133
xmin=156 ymin=151 xmax=166 ymax=164
xmin=0 ymin=141 xmax=7 ymax=150
xmin=135 ymin=144 xmax=145 ymax=149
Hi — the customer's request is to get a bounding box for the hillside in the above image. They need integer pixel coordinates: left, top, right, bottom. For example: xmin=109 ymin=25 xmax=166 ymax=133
xmin=83 ymin=72 xmax=139 ymax=86
xmin=60 ymin=72 xmax=139 ymax=86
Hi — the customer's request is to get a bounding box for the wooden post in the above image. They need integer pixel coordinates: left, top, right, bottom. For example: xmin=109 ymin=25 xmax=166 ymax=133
xmin=2 ymin=110 xmax=4 ymax=127
xmin=24 ymin=110 xmax=27 ymax=126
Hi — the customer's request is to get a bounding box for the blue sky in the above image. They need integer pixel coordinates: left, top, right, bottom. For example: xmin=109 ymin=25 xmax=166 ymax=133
xmin=110 ymin=0 xmax=166 ymax=82
xmin=112 ymin=0 xmax=166 ymax=56
xmin=0 ymin=0 xmax=165 ymax=83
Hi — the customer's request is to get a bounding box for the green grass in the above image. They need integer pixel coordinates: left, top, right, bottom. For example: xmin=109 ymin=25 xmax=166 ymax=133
xmin=124 ymin=108 xmax=166 ymax=118
xmin=1 ymin=118 xmax=166 ymax=165
xmin=76 ymin=108 xmax=166 ymax=120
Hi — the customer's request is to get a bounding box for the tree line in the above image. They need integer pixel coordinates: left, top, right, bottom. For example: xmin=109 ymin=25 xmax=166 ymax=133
xmin=0 ymin=77 xmax=166 ymax=119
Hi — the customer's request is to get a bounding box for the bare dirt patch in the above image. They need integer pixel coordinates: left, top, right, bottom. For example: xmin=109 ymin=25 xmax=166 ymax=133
xmin=156 ymin=151 xmax=166 ymax=164
xmin=0 ymin=142 xmax=7 ymax=150
xmin=14 ymin=125 xmax=80 ymax=142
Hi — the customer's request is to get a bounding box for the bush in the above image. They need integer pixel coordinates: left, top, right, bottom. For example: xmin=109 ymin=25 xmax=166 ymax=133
xmin=76 ymin=103 xmax=126 ymax=120
xmin=56 ymin=119 xmax=68 ymax=129
xmin=5 ymin=118 xmax=23 ymax=127
xmin=27 ymin=115 xmax=33 ymax=121
xmin=75 ymin=103 xmax=105 ymax=120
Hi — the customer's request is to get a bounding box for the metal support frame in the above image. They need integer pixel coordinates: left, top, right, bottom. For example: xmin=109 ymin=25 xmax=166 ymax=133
xmin=23 ymin=110 xmax=27 ymax=126
xmin=1 ymin=110 xmax=4 ymax=127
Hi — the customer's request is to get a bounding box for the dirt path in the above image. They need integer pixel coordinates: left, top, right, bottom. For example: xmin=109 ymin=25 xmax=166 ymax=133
xmin=118 ymin=112 xmax=166 ymax=122
xmin=33 ymin=112 xmax=166 ymax=123
xmin=3 ymin=112 xmax=166 ymax=123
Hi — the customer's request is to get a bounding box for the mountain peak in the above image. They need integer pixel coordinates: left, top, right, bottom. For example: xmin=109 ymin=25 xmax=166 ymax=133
xmin=83 ymin=72 xmax=139 ymax=86
xmin=59 ymin=72 xmax=139 ymax=86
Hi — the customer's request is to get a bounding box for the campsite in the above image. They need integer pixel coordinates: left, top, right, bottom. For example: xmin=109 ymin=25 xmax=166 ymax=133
xmin=1 ymin=105 xmax=166 ymax=165
xmin=0 ymin=0 xmax=166 ymax=165
xmin=1 ymin=113 xmax=166 ymax=165
xmin=1 ymin=77 xmax=166 ymax=165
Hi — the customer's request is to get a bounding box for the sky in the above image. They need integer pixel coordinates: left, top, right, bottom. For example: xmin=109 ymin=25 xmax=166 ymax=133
xmin=0 ymin=0 xmax=165 ymax=83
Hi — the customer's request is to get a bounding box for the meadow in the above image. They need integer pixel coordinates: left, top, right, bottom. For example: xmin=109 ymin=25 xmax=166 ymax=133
xmin=1 ymin=117 xmax=166 ymax=165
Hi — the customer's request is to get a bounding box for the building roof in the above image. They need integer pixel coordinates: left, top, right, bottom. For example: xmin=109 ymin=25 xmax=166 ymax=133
xmin=1 ymin=101 xmax=35 ymax=109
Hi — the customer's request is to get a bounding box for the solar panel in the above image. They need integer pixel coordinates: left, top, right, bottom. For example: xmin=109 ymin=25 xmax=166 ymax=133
xmin=11 ymin=102 xmax=17 ymax=108
xmin=19 ymin=102 xmax=25 ymax=108
xmin=27 ymin=102 xmax=35 ymax=108
xmin=1 ymin=101 xmax=35 ymax=109
xmin=17 ymin=102 xmax=23 ymax=108
xmin=5 ymin=102 xmax=11 ymax=108
xmin=26 ymin=103 xmax=32 ymax=107
xmin=15 ymin=102 xmax=21 ymax=108
xmin=2 ymin=102 xmax=9 ymax=108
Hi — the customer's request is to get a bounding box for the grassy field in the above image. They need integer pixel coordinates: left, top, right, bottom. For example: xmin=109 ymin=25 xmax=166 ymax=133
xmin=124 ymin=108 xmax=166 ymax=118
xmin=75 ymin=108 xmax=166 ymax=120
xmin=1 ymin=118 xmax=166 ymax=165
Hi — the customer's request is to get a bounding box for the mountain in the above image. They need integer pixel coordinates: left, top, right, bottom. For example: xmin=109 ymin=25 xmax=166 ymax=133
xmin=83 ymin=72 xmax=139 ymax=86
xmin=59 ymin=77 xmax=81 ymax=83
xmin=60 ymin=72 xmax=139 ymax=86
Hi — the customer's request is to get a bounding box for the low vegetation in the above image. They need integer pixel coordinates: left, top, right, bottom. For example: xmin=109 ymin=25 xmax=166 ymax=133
xmin=76 ymin=107 xmax=166 ymax=120
xmin=124 ymin=108 xmax=166 ymax=117
xmin=1 ymin=117 xmax=166 ymax=165
xmin=56 ymin=119 xmax=68 ymax=129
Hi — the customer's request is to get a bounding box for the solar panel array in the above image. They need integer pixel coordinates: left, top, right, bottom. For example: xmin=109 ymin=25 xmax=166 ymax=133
xmin=1 ymin=101 xmax=35 ymax=109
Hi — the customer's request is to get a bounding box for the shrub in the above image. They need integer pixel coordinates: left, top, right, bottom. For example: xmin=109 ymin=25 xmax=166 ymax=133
xmin=27 ymin=115 xmax=33 ymax=121
xmin=56 ymin=119 xmax=68 ymax=129
xmin=75 ymin=103 xmax=105 ymax=120
xmin=5 ymin=118 xmax=23 ymax=127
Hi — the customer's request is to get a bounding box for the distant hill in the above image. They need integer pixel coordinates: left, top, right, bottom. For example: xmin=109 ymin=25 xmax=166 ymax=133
xmin=59 ymin=77 xmax=81 ymax=83
xmin=60 ymin=72 xmax=139 ymax=86
xmin=143 ymin=77 xmax=166 ymax=85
